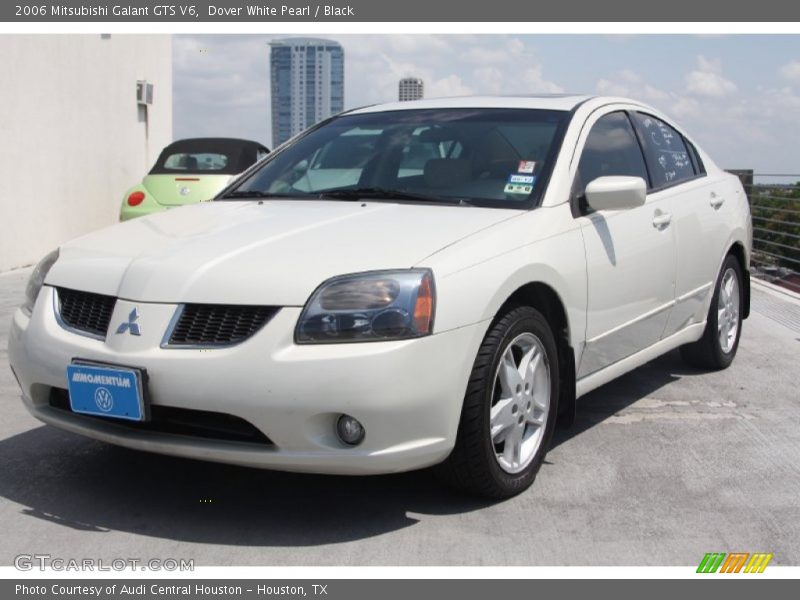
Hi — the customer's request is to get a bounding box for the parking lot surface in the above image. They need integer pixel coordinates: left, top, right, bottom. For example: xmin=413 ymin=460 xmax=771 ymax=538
xmin=1 ymin=267 xmax=798 ymax=566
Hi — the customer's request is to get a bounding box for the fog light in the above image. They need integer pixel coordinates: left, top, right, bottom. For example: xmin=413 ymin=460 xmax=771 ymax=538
xmin=336 ymin=414 xmax=365 ymax=446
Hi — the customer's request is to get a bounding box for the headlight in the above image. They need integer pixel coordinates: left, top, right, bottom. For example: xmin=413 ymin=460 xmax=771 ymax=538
xmin=22 ymin=249 xmax=59 ymax=316
xmin=296 ymin=269 xmax=435 ymax=343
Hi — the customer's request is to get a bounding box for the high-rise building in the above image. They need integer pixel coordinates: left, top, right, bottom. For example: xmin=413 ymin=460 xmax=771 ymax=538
xmin=398 ymin=77 xmax=424 ymax=102
xmin=270 ymin=37 xmax=344 ymax=147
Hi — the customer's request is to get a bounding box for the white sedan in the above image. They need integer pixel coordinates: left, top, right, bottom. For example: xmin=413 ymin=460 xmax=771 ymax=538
xmin=8 ymin=96 xmax=751 ymax=498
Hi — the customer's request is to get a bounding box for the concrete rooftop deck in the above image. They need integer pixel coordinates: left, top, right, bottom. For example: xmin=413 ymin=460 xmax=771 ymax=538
xmin=0 ymin=267 xmax=798 ymax=566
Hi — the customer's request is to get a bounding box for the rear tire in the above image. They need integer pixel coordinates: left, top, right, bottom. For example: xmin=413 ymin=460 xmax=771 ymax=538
xmin=680 ymin=254 xmax=743 ymax=370
xmin=437 ymin=306 xmax=559 ymax=499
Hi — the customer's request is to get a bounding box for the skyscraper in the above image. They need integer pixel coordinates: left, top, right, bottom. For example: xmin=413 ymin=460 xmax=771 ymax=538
xmin=269 ymin=37 xmax=344 ymax=147
xmin=398 ymin=77 xmax=424 ymax=102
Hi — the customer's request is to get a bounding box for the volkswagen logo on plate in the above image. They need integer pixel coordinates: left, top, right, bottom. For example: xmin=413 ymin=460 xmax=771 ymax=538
xmin=179 ymin=186 xmax=191 ymax=196
xmin=94 ymin=387 xmax=114 ymax=412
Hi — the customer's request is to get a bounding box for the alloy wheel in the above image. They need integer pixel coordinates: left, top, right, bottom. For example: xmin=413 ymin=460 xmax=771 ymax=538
xmin=490 ymin=332 xmax=551 ymax=474
xmin=717 ymin=267 xmax=740 ymax=354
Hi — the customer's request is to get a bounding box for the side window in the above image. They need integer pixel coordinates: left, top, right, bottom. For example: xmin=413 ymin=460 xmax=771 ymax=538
xmin=575 ymin=111 xmax=649 ymax=199
xmin=631 ymin=112 xmax=696 ymax=188
xmin=685 ymin=139 xmax=706 ymax=175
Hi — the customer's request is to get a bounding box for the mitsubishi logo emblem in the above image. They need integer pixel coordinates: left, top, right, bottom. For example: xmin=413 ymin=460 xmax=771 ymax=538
xmin=116 ymin=308 xmax=141 ymax=336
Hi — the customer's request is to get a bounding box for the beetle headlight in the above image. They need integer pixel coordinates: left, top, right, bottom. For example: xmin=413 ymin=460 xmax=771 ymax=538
xmin=22 ymin=249 xmax=59 ymax=316
xmin=296 ymin=269 xmax=435 ymax=343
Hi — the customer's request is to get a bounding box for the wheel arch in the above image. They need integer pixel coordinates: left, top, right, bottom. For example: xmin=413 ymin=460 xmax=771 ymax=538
xmin=497 ymin=281 xmax=577 ymax=427
xmin=727 ymin=241 xmax=750 ymax=319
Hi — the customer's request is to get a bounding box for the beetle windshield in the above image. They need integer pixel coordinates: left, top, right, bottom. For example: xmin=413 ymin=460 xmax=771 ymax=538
xmin=222 ymin=108 xmax=568 ymax=208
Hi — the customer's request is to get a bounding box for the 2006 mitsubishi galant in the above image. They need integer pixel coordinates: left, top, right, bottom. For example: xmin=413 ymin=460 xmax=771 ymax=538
xmin=8 ymin=96 xmax=751 ymax=498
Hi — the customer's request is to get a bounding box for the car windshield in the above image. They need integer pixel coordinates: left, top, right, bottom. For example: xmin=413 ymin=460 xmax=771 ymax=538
xmin=223 ymin=108 xmax=568 ymax=208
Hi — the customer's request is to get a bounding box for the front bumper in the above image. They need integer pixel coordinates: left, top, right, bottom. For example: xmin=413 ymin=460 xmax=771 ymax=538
xmin=8 ymin=286 xmax=486 ymax=474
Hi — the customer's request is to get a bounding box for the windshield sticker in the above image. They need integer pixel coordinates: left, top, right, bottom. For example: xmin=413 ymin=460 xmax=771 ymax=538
xmin=508 ymin=174 xmax=535 ymax=185
xmin=517 ymin=160 xmax=536 ymax=174
xmin=504 ymin=182 xmax=534 ymax=195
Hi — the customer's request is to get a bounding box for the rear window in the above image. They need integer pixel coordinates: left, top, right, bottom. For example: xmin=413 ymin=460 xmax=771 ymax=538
xmin=150 ymin=140 xmax=268 ymax=175
xmin=631 ymin=112 xmax=696 ymax=188
xmin=163 ymin=152 xmax=230 ymax=171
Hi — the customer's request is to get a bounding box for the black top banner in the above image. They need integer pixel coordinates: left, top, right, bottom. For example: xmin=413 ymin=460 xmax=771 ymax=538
xmin=3 ymin=0 xmax=800 ymax=22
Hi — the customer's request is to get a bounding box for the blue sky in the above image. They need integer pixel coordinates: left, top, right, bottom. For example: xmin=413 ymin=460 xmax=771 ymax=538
xmin=174 ymin=35 xmax=800 ymax=176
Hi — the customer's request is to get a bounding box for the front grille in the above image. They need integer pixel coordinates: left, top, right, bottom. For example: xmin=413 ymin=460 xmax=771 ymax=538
xmin=166 ymin=304 xmax=279 ymax=347
xmin=49 ymin=388 xmax=273 ymax=445
xmin=57 ymin=287 xmax=117 ymax=338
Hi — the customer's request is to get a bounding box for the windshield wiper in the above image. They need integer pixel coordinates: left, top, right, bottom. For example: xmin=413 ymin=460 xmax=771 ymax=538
xmin=220 ymin=190 xmax=314 ymax=200
xmin=317 ymin=187 xmax=472 ymax=206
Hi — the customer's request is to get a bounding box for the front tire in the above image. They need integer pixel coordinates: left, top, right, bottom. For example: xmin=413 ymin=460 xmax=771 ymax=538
xmin=438 ymin=306 xmax=559 ymax=499
xmin=680 ymin=254 xmax=744 ymax=370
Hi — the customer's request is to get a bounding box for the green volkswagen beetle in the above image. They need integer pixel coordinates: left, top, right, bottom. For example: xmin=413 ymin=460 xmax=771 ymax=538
xmin=120 ymin=138 xmax=269 ymax=221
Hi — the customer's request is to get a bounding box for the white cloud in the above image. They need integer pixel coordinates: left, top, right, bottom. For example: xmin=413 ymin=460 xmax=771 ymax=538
xmin=172 ymin=35 xmax=567 ymax=144
xmin=172 ymin=35 xmax=800 ymax=175
xmin=779 ymin=59 xmax=800 ymax=83
xmin=342 ymin=35 xmax=560 ymax=101
xmin=380 ymin=35 xmax=453 ymax=56
xmin=172 ymin=35 xmax=272 ymax=143
xmin=471 ymin=63 xmax=563 ymax=96
xmin=472 ymin=66 xmax=504 ymax=94
xmin=461 ymin=37 xmax=526 ymax=66
xmin=462 ymin=47 xmax=512 ymax=66
xmin=507 ymin=38 xmax=525 ymax=55
xmin=670 ymin=96 xmax=702 ymax=120
xmin=685 ymin=55 xmax=737 ymax=97
xmin=595 ymin=69 xmax=668 ymax=102
xmin=429 ymin=74 xmax=474 ymax=97
xmin=589 ymin=62 xmax=787 ymax=167
xmin=521 ymin=65 xmax=565 ymax=94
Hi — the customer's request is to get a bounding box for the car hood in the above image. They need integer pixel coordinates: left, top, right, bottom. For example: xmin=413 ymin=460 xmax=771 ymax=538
xmin=46 ymin=200 xmax=520 ymax=305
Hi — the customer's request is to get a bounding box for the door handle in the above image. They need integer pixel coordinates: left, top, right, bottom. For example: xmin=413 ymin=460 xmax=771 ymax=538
xmin=652 ymin=211 xmax=672 ymax=229
xmin=710 ymin=192 xmax=725 ymax=209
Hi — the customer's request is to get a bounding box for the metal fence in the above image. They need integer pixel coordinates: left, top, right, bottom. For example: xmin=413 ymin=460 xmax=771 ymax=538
xmin=728 ymin=171 xmax=800 ymax=295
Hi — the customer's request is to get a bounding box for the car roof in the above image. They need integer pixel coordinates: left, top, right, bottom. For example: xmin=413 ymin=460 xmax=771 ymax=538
xmin=348 ymin=95 xmax=596 ymax=114
xmin=164 ymin=138 xmax=269 ymax=152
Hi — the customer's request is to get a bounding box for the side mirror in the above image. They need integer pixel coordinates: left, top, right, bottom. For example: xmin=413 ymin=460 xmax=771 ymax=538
xmin=584 ymin=176 xmax=647 ymax=211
